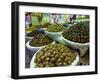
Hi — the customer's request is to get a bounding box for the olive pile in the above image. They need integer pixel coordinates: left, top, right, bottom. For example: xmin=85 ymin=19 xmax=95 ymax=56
xmin=42 ymin=23 xmax=51 ymax=28
xmin=27 ymin=30 xmax=42 ymax=37
xmin=34 ymin=44 xmax=77 ymax=67
xmin=29 ymin=34 xmax=53 ymax=47
xmin=36 ymin=23 xmax=51 ymax=28
xmin=63 ymin=22 xmax=89 ymax=43
xmin=47 ymin=24 xmax=65 ymax=32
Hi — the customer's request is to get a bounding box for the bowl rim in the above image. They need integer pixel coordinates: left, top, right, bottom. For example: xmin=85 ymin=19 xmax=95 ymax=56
xmin=62 ymin=36 xmax=89 ymax=46
xmin=45 ymin=30 xmax=63 ymax=34
xmin=25 ymin=36 xmax=34 ymax=39
xmin=26 ymin=40 xmax=45 ymax=49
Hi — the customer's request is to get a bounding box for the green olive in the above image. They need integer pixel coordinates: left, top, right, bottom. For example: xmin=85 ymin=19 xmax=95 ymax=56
xmin=45 ymin=57 xmax=50 ymax=61
xmin=34 ymin=44 xmax=77 ymax=67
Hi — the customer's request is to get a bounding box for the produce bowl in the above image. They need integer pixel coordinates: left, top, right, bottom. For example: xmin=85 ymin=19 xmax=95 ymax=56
xmin=62 ymin=37 xmax=89 ymax=56
xmin=30 ymin=47 xmax=79 ymax=68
